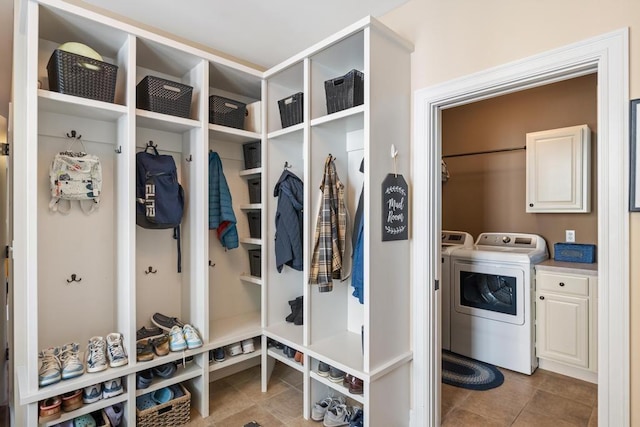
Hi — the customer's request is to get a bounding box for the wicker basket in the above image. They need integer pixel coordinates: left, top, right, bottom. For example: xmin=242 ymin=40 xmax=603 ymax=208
xmin=136 ymin=384 xmax=191 ymax=427
xmin=278 ymin=92 xmax=303 ymax=128
xmin=209 ymin=95 xmax=247 ymax=129
xmin=324 ymin=69 xmax=364 ymax=114
xmin=47 ymin=49 xmax=118 ymax=103
xmin=137 ymin=76 xmax=193 ymax=118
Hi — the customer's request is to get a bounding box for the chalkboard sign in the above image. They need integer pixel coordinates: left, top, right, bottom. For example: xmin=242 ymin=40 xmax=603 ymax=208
xmin=382 ymin=174 xmax=408 ymax=241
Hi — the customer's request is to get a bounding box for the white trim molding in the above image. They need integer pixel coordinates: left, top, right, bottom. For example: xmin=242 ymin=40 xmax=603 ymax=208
xmin=412 ymin=28 xmax=629 ymax=426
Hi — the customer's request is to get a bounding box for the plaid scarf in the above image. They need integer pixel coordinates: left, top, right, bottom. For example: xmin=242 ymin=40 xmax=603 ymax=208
xmin=309 ymin=155 xmax=347 ymax=292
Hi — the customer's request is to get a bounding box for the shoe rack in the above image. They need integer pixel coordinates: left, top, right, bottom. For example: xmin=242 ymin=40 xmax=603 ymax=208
xmin=12 ymin=0 xmax=411 ymax=425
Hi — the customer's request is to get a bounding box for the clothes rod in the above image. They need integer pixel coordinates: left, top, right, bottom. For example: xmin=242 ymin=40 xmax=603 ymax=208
xmin=442 ymin=146 xmax=526 ymax=159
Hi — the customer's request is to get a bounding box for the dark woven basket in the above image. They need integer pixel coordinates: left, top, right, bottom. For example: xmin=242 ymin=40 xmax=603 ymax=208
xmin=46 ymin=49 xmax=118 ymax=103
xmin=137 ymin=76 xmax=193 ymax=118
xmin=278 ymin=92 xmax=303 ymax=128
xmin=324 ymin=69 xmax=364 ymax=114
xmin=209 ymin=95 xmax=246 ymax=129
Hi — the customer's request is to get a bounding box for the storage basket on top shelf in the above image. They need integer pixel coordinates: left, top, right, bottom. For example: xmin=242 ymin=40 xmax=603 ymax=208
xmin=137 ymin=76 xmax=193 ymax=118
xmin=324 ymin=69 xmax=364 ymax=114
xmin=278 ymin=92 xmax=303 ymax=128
xmin=136 ymin=383 xmax=191 ymax=427
xmin=209 ymin=95 xmax=246 ymax=129
xmin=47 ymin=49 xmax=118 ymax=103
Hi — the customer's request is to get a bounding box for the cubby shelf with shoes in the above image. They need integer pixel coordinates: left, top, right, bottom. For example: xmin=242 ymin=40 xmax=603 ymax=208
xmin=13 ymin=0 xmax=412 ymax=425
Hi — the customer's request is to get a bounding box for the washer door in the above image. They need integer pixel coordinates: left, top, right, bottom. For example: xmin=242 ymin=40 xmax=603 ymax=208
xmin=452 ymin=260 xmax=525 ymax=325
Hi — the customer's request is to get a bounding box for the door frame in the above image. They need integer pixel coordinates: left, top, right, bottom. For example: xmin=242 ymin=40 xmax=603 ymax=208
xmin=412 ymin=29 xmax=629 ymax=426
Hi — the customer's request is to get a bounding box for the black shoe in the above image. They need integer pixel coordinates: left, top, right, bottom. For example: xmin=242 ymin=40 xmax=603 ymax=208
xmin=286 ymin=296 xmax=302 ymax=322
xmin=283 ymin=346 xmax=296 ymax=358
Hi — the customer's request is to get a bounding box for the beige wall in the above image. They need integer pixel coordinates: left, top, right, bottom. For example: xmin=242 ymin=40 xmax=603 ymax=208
xmin=380 ymin=0 xmax=639 ymax=424
xmin=442 ymin=74 xmax=598 ymax=253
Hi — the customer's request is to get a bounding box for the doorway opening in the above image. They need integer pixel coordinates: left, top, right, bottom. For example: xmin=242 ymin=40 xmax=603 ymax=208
xmin=412 ymin=29 xmax=629 ymax=426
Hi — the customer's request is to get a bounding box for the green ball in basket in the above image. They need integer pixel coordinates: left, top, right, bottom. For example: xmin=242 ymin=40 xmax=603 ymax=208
xmin=57 ymin=42 xmax=102 ymax=70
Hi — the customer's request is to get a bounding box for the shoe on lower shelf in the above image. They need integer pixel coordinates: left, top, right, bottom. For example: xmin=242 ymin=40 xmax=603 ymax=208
xmin=317 ymin=361 xmax=330 ymax=377
xmin=151 ymin=387 xmax=174 ymax=404
xmin=61 ymin=389 xmax=83 ymax=412
xmin=73 ymin=414 xmax=97 ymax=427
xmin=151 ymin=312 xmax=184 ymax=332
xmin=106 ymin=333 xmax=128 ymax=368
xmin=90 ymin=409 xmax=110 ymax=427
xmin=241 ymin=338 xmax=255 ymax=354
xmin=349 ymin=408 xmax=364 ymax=427
xmin=348 ymin=376 xmax=364 ymax=395
xmin=213 ymin=347 xmax=226 ymax=362
xmin=60 ymin=342 xmax=84 ymax=380
xmin=152 ymin=362 xmax=177 ymax=379
xmin=103 ymin=377 xmax=123 ymax=399
xmin=311 ymin=396 xmax=345 ymax=421
xmin=136 ymin=340 xmax=154 ymax=362
xmin=151 ymin=334 xmax=170 ymax=356
xmin=38 ymin=396 xmax=62 ymax=423
xmin=328 ymin=366 xmax=346 ymax=383
xmin=104 ymin=403 xmax=124 ymax=427
xmin=83 ymin=383 xmax=103 ymax=404
xmin=136 ymin=393 xmax=156 ymax=411
xmin=136 ymin=369 xmax=153 ymax=390
xmin=323 ymin=404 xmax=355 ymax=427
xmin=228 ymin=342 xmax=243 ymax=356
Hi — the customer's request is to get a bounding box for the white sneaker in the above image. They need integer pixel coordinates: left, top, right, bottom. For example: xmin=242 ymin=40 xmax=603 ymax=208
xmin=86 ymin=337 xmax=108 ymax=373
xmin=323 ymin=403 xmax=354 ymax=427
xmin=182 ymin=324 xmax=203 ymax=350
xmin=83 ymin=383 xmax=102 ymax=404
xmin=312 ymin=396 xmax=345 ymax=421
xmin=59 ymin=342 xmax=84 ymax=380
xmin=241 ymin=338 xmax=255 ymax=354
xmin=38 ymin=347 xmax=61 ymax=387
xmin=102 ymin=377 xmax=123 ymax=399
xmin=106 ymin=333 xmax=128 ymax=368
xmin=169 ymin=325 xmax=187 ymax=352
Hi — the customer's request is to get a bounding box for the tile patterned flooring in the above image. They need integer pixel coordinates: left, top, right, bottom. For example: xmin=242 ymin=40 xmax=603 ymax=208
xmin=187 ymin=362 xmax=598 ymax=426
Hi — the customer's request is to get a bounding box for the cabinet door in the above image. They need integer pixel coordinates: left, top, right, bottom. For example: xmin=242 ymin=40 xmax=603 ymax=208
xmin=526 ymin=124 xmax=590 ymax=212
xmin=536 ymin=292 xmax=589 ymax=368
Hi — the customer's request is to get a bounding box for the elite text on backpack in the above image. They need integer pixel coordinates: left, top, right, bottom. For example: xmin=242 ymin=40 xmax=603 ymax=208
xmin=136 ymin=142 xmax=184 ymax=272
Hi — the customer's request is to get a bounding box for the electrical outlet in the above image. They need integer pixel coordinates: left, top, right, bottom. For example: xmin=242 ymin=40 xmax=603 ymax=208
xmin=566 ymin=230 xmax=576 ymax=242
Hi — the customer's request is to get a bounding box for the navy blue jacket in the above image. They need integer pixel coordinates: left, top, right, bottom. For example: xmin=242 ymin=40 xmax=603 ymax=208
xmin=274 ymin=170 xmax=304 ymax=272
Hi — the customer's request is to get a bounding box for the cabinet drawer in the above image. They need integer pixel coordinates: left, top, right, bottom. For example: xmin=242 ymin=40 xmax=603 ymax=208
xmin=537 ymin=272 xmax=589 ymax=296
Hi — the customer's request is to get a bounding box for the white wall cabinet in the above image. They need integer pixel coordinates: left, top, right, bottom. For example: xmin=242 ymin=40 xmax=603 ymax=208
xmin=535 ymin=262 xmax=597 ymax=383
xmin=12 ymin=1 xmax=412 ymax=426
xmin=526 ymin=124 xmax=591 ymax=213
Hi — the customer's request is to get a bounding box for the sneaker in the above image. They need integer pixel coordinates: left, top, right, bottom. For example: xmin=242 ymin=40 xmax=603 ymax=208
xmin=136 ymin=369 xmax=153 ymax=390
xmin=169 ymin=325 xmax=187 ymax=352
xmin=86 ymin=337 xmax=108 ymax=373
xmin=323 ymin=404 xmax=354 ymax=427
xmin=311 ymin=396 xmax=345 ymax=421
xmin=136 ymin=326 xmax=164 ymax=342
xmin=349 ymin=408 xmax=364 ymax=427
xmin=328 ymin=366 xmax=346 ymax=383
xmin=83 ymin=383 xmax=103 ymax=404
xmin=38 ymin=347 xmax=61 ymax=387
xmin=213 ymin=347 xmax=226 ymax=362
xmin=317 ymin=361 xmax=330 ymax=377
xmin=228 ymin=342 xmax=242 ymax=356
xmin=39 ymin=396 xmax=62 ymax=422
xmin=151 ymin=312 xmax=184 ymax=332
xmin=106 ymin=333 xmax=128 ymax=368
xmin=103 ymin=403 xmax=124 ymax=427
xmin=241 ymin=338 xmax=255 ymax=354
xmin=103 ymin=377 xmax=123 ymax=399
xmin=59 ymin=343 xmax=84 ymax=380
xmin=182 ymin=324 xmax=203 ymax=349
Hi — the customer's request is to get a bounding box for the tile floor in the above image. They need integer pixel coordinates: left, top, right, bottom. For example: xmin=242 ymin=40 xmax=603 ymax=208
xmin=186 ymin=363 xmax=597 ymax=427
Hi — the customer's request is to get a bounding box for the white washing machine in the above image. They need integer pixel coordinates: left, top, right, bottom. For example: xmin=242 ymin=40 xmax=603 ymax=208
xmin=441 ymin=231 xmax=474 ymax=350
xmin=450 ymin=232 xmax=548 ymax=374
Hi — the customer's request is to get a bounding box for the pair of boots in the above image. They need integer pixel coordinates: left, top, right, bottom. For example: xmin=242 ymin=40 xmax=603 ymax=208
xmin=286 ymin=296 xmax=303 ymax=325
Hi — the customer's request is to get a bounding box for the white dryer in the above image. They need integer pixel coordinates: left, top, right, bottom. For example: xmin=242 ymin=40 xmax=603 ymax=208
xmin=441 ymin=231 xmax=474 ymax=350
xmin=449 ymin=232 xmax=548 ymax=374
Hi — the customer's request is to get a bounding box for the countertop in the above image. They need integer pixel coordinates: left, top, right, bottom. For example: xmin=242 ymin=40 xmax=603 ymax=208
xmin=536 ymin=259 xmax=598 ymax=276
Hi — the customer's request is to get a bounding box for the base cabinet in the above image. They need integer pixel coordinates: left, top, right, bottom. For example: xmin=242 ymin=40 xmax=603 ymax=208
xmin=535 ymin=265 xmax=597 ymax=382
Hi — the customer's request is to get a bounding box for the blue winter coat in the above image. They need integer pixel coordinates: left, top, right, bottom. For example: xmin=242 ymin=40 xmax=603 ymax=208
xmin=274 ymin=170 xmax=304 ymax=272
xmin=209 ymin=152 xmax=238 ymax=249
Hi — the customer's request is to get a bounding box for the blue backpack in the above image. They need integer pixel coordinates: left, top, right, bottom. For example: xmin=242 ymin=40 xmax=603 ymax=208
xmin=136 ymin=143 xmax=184 ymax=272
